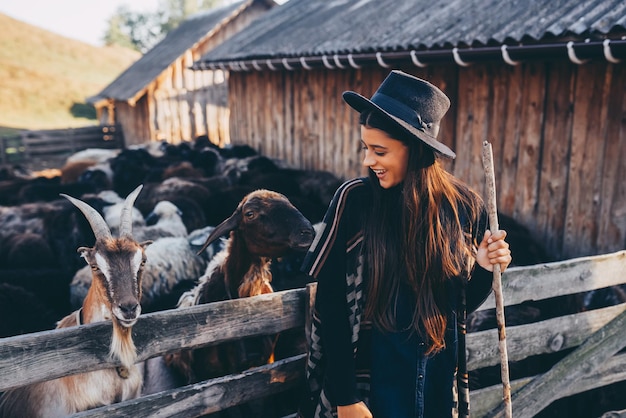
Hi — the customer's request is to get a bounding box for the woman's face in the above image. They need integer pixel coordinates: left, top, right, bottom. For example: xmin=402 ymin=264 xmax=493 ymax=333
xmin=361 ymin=126 xmax=409 ymax=189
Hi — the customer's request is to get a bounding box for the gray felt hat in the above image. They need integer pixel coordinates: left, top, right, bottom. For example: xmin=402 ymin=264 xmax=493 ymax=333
xmin=342 ymin=70 xmax=455 ymax=159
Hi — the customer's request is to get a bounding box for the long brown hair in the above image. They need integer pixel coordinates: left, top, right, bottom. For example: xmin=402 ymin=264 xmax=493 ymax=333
xmin=361 ymin=110 xmax=484 ymax=355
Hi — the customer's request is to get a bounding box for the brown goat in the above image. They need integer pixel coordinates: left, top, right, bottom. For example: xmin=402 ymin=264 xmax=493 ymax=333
xmin=163 ymin=189 xmax=315 ymax=385
xmin=0 ymin=185 xmax=151 ymax=417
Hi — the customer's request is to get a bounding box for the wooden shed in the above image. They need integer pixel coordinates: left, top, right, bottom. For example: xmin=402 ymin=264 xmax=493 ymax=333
xmin=87 ymin=0 xmax=275 ymax=147
xmin=192 ymin=0 xmax=626 ymax=261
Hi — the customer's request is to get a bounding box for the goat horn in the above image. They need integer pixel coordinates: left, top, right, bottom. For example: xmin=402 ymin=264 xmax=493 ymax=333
xmin=119 ymin=184 xmax=143 ymax=238
xmin=61 ymin=193 xmax=112 ymax=241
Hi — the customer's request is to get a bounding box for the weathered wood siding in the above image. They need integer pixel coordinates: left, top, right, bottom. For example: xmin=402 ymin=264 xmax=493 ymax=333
xmin=227 ymin=61 xmax=626 ymax=260
xmin=121 ymin=2 xmax=269 ymax=146
xmin=116 ymin=100 xmax=150 ymax=146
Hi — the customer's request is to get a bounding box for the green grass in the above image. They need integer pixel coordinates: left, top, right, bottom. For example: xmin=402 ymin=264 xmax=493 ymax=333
xmin=0 ymin=13 xmax=141 ymax=131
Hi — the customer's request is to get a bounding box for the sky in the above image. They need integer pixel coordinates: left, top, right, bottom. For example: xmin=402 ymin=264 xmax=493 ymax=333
xmin=0 ymin=0 xmax=289 ymax=47
xmin=0 ymin=0 xmax=164 ymax=47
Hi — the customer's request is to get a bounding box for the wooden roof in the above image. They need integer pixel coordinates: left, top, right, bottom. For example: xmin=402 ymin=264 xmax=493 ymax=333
xmin=88 ymin=0 xmax=274 ymax=105
xmin=195 ymin=0 xmax=626 ymax=67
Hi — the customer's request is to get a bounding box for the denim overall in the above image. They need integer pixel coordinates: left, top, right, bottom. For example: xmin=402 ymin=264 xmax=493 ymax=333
xmin=369 ymin=282 xmax=457 ymax=418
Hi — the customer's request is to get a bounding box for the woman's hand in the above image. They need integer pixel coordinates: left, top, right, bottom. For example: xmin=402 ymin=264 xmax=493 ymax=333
xmin=337 ymin=401 xmax=373 ymax=418
xmin=477 ymin=230 xmax=512 ymax=273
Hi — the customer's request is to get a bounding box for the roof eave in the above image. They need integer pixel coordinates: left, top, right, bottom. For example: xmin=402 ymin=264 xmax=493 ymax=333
xmin=192 ymin=38 xmax=626 ymax=71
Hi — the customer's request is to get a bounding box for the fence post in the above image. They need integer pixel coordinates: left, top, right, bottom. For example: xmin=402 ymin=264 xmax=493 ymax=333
xmin=21 ymin=131 xmax=31 ymax=162
xmin=304 ymin=283 xmax=317 ymax=347
xmin=0 ymin=135 xmax=6 ymax=165
xmin=69 ymin=127 xmax=76 ymax=153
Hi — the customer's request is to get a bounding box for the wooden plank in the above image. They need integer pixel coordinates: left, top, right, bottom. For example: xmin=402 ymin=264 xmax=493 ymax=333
xmin=273 ymin=71 xmax=285 ymax=162
xmin=262 ymin=69 xmax=273 ymax=157
xmin=341 ymin=68 xmax=362 ymax=179
xmin=221 ymin=71 xmax=232 ymax=145
xmin=535 ymin=61 xmax=574 ymax=260
xmin=486 ymin=64 xmax=514 ymax=206
xmin=305 ymin=283 xmax=317 ymax=346
xmin=321 ymin=69 xmax=333 ymax=174
xmin=219 ymin=71 xmax=230 ymax=147
xmin=251 ymin=71 xmax=262 ymax=152
xmin=476 ymin=250 xmax=626 ymax=310
xmin=483 ymin=302 xmax=626 ymax=418
xmin=471 ymin=352 xmax=626 ymax=417
xmin=0 ymin=288 xmax=306 ymax=392
xmin=497 ymin=64 xmax=523 ymax=214
xmin=597 ymin=63 xmax=626 ymax=253
xmin=563 ymin=63 xmax=607 ymax=258
xmin=272 ymin=70 xmax=283 ymax=158
xmin=283 ymin=72 xmax=295 ymax=164
xmin=72 ymin=354 xmax=306 ymax=418
xmin=23 ymin=133 xmax=108 ymax=143
xmin=23 ymin=138 xmax=91 ymax=148
xmin=512 ymin=62 xmax=545 ymax=229
xmin=467 ymin=302 xmax=626 ymax=370
xmin=0 ymin=135 xmax=7 ymax=164
xmin=26 ymin=146 xmax=75 ymax=155
xmin=206 ymin=71 xmax=220 ymax=144
xmin=453 ymin=68 xmax=477 ymax=183
xmin=467 ymin=64 xmax=491 ymax=192
xmin=293 ymin=70 xmax=308 ymax=168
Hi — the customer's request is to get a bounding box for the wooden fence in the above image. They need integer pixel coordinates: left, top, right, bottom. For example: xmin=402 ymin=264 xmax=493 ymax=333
xmin=1 ymin=250 xmax=625 ymax=417
xmin=0 ymin=125 xmax=124 ymax=171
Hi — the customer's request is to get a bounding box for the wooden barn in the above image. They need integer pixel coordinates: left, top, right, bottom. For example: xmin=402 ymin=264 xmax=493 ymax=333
xmin=87 ymin=0 xmax=275 ymax=147
xmin=192 ymin=0 xmax=626 ymax=261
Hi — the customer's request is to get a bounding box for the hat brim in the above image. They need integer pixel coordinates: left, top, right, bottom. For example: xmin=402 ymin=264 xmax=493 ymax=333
xmin=342 ymin=91 xmax=456 ymax=159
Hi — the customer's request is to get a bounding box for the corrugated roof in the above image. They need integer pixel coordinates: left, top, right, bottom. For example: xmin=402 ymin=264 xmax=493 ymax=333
xmin=197 ymin=0 xmax=626 ymax=64
xmin=88 ymin=1 xmax=251 ymax=104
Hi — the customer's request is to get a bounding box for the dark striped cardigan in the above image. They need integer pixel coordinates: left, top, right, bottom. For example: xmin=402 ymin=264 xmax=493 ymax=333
xmin=298 ymin=177 xmax=493 ymax=418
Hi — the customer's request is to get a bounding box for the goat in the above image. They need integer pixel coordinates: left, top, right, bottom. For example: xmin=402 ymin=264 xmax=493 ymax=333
xmin=150 ymin=189 xmax=315 ymax=392
xmin=70 ymin=226 xmax=219 ymax=314
xmin=0 ymin=185 xmax=151 ymax=417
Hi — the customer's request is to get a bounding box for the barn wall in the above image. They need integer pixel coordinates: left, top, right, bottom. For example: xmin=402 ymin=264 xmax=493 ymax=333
xmin=117 ymin=1 xmax=270 ymax=146
xmin=115 ymin=99 xmax=150 ymax=146
xmin=227 ymin=61 xmax=626 ymax=260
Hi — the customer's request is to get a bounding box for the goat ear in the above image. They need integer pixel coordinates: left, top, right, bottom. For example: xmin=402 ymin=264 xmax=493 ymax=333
xmin=77 ymin=246 xmax=91 ymax=258
xmin=140 ymin=240 xmax=153 ymax=249
xmin=196 ymin=209 xmax=240 ymax=255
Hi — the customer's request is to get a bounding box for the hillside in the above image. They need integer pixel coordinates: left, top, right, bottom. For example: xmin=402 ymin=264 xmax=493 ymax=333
xmin=0 ymin=13 xmax=141 ymax=132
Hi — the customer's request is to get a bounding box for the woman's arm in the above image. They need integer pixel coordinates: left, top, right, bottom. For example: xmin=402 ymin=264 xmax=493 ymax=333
xmin=301 ymin=179 xmax=367 ymax=406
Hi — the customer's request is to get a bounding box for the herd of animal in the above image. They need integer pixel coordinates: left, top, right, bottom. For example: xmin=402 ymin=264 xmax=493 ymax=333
xmin=0 ymin=137 xmax=332 ymax=416
xmin=1 ymin=135 xmax=620 ymax=416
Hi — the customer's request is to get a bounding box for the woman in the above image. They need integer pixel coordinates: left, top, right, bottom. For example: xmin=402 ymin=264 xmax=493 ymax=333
xmin=299 ymin=70 xmax=512 ymax=418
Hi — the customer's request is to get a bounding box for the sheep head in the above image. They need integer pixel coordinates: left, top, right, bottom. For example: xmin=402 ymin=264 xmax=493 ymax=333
xmin=197 ymin=189 xmax=315 ymax=258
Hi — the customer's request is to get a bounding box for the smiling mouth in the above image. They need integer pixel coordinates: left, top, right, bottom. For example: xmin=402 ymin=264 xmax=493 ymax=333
xmin=372 ymin=169 xmax=386 ymax=175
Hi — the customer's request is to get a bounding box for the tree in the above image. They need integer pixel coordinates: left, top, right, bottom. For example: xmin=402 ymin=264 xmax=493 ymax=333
xmin=104 ymin=0 xmax=228 ymax=53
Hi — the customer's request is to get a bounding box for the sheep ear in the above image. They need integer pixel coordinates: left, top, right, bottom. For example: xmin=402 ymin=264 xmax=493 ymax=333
xmin=196 ymin=210 xmax=240 ymax=255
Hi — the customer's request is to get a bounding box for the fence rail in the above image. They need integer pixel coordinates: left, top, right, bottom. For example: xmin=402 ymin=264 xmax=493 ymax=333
xmin=0 ymin=125 xmax=123 ymax=170
xmin=1 ymin=251 xmax=625 ymax=417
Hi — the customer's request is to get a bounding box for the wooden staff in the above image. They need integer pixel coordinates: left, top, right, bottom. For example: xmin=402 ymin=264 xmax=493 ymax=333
xmin=482 ymin=141 xmax=512 ymax=418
